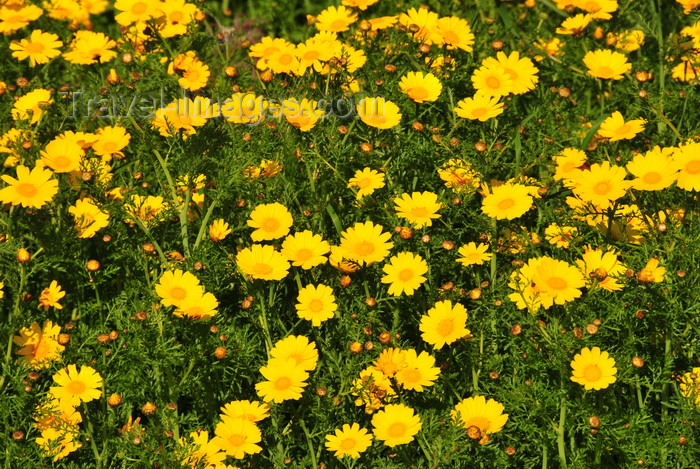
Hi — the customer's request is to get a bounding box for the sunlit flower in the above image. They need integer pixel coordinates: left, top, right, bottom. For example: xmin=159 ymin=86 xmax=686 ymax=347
xmin=570 ymin=161 xmax=630 ymax=209
xmin=570 ymin=347 xmax=617 ymax=390
xmin=155 ymin=269 xmax=204 ymax=308
xmin=13 ymin=321 xmax=64 ymax=369
xmin=0 ymin=164 xmax=58 ymax=209
xmin=348 ymin=168 xmax=385 ymax=199
xmin=680 ymin=367 xmax=700 ymax=406
xmin=456 ymin=242 xmax=492 ymax=266
xmin=63 ymin=30 xmax=117 ymax=65
xmin=371 ymin=404 xmax=421 ymax=447
xmin=38 ymin=281 xmax=65 ymax=311
xmin=209 ymin=219 xmax=232 ymax=242
xmin=357 ymin=97 xmax=402 ymax=129
xmin=281 ymin=230 xmax=330 ymax=269
xmin=393 ymin=191 xmax=442 ymax=228
xmin=296 ymin=284 xmax=337 ymax=326
xmin=339 ymin=221 xmax=393 ymax=266
xmin=50 ymin=364 xmax=103 ymax=406
xmin=247 ymin=202 xmax=293 ymax=241
xmin=10 ymin=29 xmax=62 ymax=66
xmin=436 ymin=16 xmax=474 ymax=51
xmin=236 ymin=244 xmax=290 ymax=281
xmin=69 ymin=198 xmax=109 ymax=238
xmin=395 ymin=349 xmax=440 ymax=392
xmin=451 ymin=396 xmax=509 ymax=436
xmin=419 ymin=300 xmax=469 ymax=349
xmin=672 ymin=141 xmax=700 ymax=191
xmin=576 ymin=246 xmax=627 ymax=291
xmin=12 ymin=88 xmax=52 ymax=124
xmin=325 ymin=423 xmax=373 ymax=459
xmin=220 ymin=400 xmax=270 ymax=423
xmin=481 ymin=183 xmax=534 ymax=220
xmin=482 ymin=51 xmax=539 ymax=95
xmin=315 ymin=5 xmax=357 ymax=32
xmin=381 ymin=252 xmax=428 ymax=296
xmin=212 ymin=416 xmax=262 ymax=459
xmin=583 ymin=49 xmax=631 ymax=80
xmin=637 ymin=258 xmax=665 ymax=284
xmin=454 ymin=93 xmax=504 ymax=122
xmin=255 ymin=358 xmax=309 ymax=403
xmin=626 ymin=147 xmax=677 ymax=191
xmin=269 ymin=335 xmax=318 ymax=371
xmin=598 ymin=111 xmax=645 ymax=141
xmin=399 ymin=71 xmax=442 ymax=103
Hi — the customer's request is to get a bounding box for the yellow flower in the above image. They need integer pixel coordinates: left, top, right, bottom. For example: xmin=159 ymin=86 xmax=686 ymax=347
xmin=41 ymin=137 xmax=84 ymax=173
xmin=456 ymin=242 xmax=492 ymax=266
xmin=339 ymin=221 xmax=393 ymax=266
xmin=49 ymin=364 xmax=103 ymax=407
xmin=114 ymin=0 xmax=159 ymax=26
xmin=570 ymin=161 xmax=630 ymax=209
xmin=482 ymin=51 xmax=539 ymax=95
xmin=352 ymin=367 xmax=397 ymax=412
xmin=10 ymin=29 xmax=62 ymax=66
xmin=11 ymin=88 xmax=52 ymax=124
xmin=69 ymin=198 xmax=109 ymax=238
xmin=626 ymin=147 xmax=677 ymax=191
xmin=236 ymin=244 xmax=290 ymax=281
xmin=0 ymin=164 xmax=58 ymax=209
xmin=296 ymin=284 xmax=337 ymax=327
xmin=576 ymin=246 xmax=627 ymax=291
xmin=13 ymin=321 xmax=64 ymax=369
xmin=555 ymin=13 xmax=591 ymax=35
xmin=393 ymin=191 xmax=442 ymax=228
xmin=220 ymin=400 xmax=270 ymax=423
xmin=177 ymin=430 xmax=226 ymax=468
xmin=357 ymin=97 xmax=402 ymax=129
xmin=583 ymin=49 xmax=631 ymax=80
xmin=454 ymin=93 xmax=504 ymax=122
xmin=212 ymin=416 xmax=262 ymax=459
xmin=63 ymin=30 xmax=117 ymax=65
xmin=381 ymin=252 xmax=428 ymax=296
xmin=472 ymin=64 xmax=513 ymax=98
xmin=398 ymin=7 xmax=442 ymax=44
xmin=451 ymin=396 xmax=509 ymax=436
xmin=530 ymin=257 xmax=585 ymax=308
xmin=209 ymin=219 xmax=232 ymax=242
xmin=281 ymin=230 xmax=330 ymax=269
xmin=672 ymin=140 xmax=700 ymax=191
xmin=395 ymin=349 xmax=440 ymax=392
xmin=38 ymin=281 xmax=65 ymax=311
xmin=419 ymin=300 xmax=469 ymax=349
xmin=155 ymin=269 xmax=204 ymax=308
xmin=325 ymin=423 xmax=372 ymax=459
xmin=481 ymin=183 xmax=533 ymax=220
xmin=247 ymin=202 xmax=294 ymax=241
xmin=0 ymin=3 xmax=44 ymax=34
xmin=544 ymin=224 xmax=578 ymax=249
xmin=315 ymin=5 xmax=357 ymax=32
xmin=553 ymin=148 xmax=586 ymax=184
xmin=680 ymin=367 xmax=700 ymax=406
xmin=347 ymin=167 xmax=385 ymax=199
xmin=637 ymin=258 xmax=665 ymax=284
xmin=398 ymin=71 xmax=442 ymax=103
xmin=92 ymin=125 xmax=130 ymax=159
xmin=436 ymin=16 xmax=474 ymax=51
xmin=577 ymin=0 xmax=618 ymax=20
xmin=341 ymin=0 xmax=379 ymax=10
xmin=437 ymin=159 xmax=481 ymax=193
xmin=173 ymin=292 xmax=219 ymax=320
xmin=269 ymin=335 xmax=318 ymax=371
xmin=371 ymin=404 xmax=421 ymax=447
xmin=255 ymin=358 xmax=309 ymax=403
xmin=598 ymin=111 xmax=645 ymax=141
xmin=570 ymin=347 xmax=617 ymax=390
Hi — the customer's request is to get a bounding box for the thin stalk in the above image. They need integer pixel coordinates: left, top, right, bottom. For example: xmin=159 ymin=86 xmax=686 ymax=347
xmin=299 ymin=419 xmax=318 ymax=469
xmin=82 ymin=402 xmax=103 ymax=469
xmin=153 ymin=149 xmax=191 ymax=258
xmin=0 ymin=263 xmax=26 ymax=392
xmin=557 ymin=394 xmax=567 ymax=467
xmin=256 ymin=288 xmax=273 ymax=358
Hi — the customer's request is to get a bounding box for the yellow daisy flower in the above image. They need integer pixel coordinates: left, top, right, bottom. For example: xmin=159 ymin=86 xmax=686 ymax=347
xmin=570 ymin=347 xmax=617 ymax=390
xmin=393 ymin=191 xmax=442 ymax=228
xmin=381 ymin=252 xmax=428 ymax=296
xmin=371 ymin=404 xmax=421 ymax=447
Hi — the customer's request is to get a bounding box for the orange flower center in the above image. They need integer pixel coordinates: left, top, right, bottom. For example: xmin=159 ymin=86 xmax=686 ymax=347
xmin=398 ymin=268 xmax=414 ymax=282
xmin=341 ymin=438 xmax=357 ymax=450
xmin=593 ymin=181 xmax=612 ymax=195
xmin=465 ymin=416 xmax=491 ymax=432
xmin=409 ymin=86 xmax=429 ymax=101
xmin=308 ymin=299 xmax=324 ymax=313
xmin=356 ymin=177 xmax=372 ymax=189
xmin=471 ymin=107 xmax=487 ymax=117
xmin=275 ymin=376 xmax=292 ymax=390
xmin=169 ymin=11 xmax=184 ymax=23
xmin=66 ymin=379 xmax=87 ymax=395
xmin=262 ymin=218 xmax=280 ymax=232
xmin=170 ymin=287 xmax=187 ymax=300
xmin=596 ymin=66 xmax=614 ymax=77
xmin=402 ymin=368 xmax=421 ymax=383
xmin=252 ymin=263 xmax=273 ymax=276
xmin=32 ymin=340 xmax=50 ymax=360
xmin=387 ymin=422 xmax=407 ymax=438
xmin=437 ymin=318 xmax=454 ymax=337
xmin=486 ymin=76 xmax=502 ymax=89
xmin=497 ymin=198 xmax=515 ymax=210
xmin=25 ymin=42 xmax=46 ymax=54
xmin=16 ymin=183 xmax=38 ymax=198
xmin=546 ymin=276 xmax=567 ymax=291
xmin=410 ymin=207 xmax=430 ymax=218
xmin=642 ymin=172 xmax=662 ymax=184
xmin=185 ymin=306 xmax=204 ymax=317
xmin=277 ymin=53 xmax=293 ymax=65
xmin=330 ymin=19 xmax=348 ymax=31
xmin=615 ymin=124 xmax=631 ymax=136
xmin=100 ymin=141 xmax=118 ymax=153
xmin=51 ymin=155 xmax=72 ymax=170
xmin=443 ymin=30 xmax=460 ymax=44
xmin=185 ymin=70 xmax=200 ymax=83
xmin=131 ymin=2 xmax=148 ymax=15
xmin=295 ymin=248 xmax=313 ymax=261
xmin=685 ymin=159 xmax=700 ymax=175
xmin=227 ymin=434 xmax=246 ymax=447
xmin=303 ymin=50 xmax=319 ymax=62
xmin=583 ymin=364 xmax=602 ymax=382
xmin=354 ymin=241 xmax=375 ymax=256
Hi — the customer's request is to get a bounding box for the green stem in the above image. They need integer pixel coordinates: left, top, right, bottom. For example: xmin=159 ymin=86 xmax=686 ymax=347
xmin=153 ymin=149 xmax=190 ymax=258
xmin=192 ymin=199 xmax=218 ymax=251
xmin=256 ymin=288 xmax=273 ymax=358
xmin=82 ymin=402 xmax=103 ymax=469
xmin=557 ymin=394 xmax=567 ymax=468
xmin=299 ymin=419 xmax=318 ymax=469
xmin=0 ymin=263 xmax=26 ymax=392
